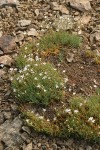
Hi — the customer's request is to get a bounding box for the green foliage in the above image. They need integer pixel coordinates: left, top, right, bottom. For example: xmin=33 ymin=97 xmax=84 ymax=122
xmin=12 ymin=60 xmax=65 ymax=105
xmin=85 ymin=50 xmax=100 ymax=64
xmin=22 ymin=93 xmax=100 ymax=143
xmin=16 ymin=42 xmax=35 ymax=69
xmin=38 ymin=31 xmax=81 ymax=52
xmin=23 ymin=111 xmax=60 ymax=136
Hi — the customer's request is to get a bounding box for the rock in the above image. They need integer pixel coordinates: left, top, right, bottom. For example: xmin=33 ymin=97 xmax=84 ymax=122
xmin=3 ymin=111 xmax=12 ymax=120
xmin=94 ymin=32 xmax=100 ymax=42
xmin=15 ymin=33 xmax=24 ymax=42
xmin=0 ymin=31 xmax=3 ymax=38
xmin=34 ymin=9 xmax=39 ymax=16
xmin=0 ymin=0 xmax=19 ymax=7
xmin=18 ymin=20 xmax=31 ymax=27
xmin=66 ymin=53 xmax=74 ymax=62
xmin=0 ymin=116 xmax=23 ymax=147
xmin=66 ymin=0 xmax=92 ymax=12
xmin=0 ymin=35 xmax=16 ymax=54
xmin=22 ymin=126 xmax=31 ymax=134
xmin=25 ymin=143 xmax=32 ymax=150
xmin=51 ymin=2 xmax=69 ymax=14
xmin=0 ymin=55 xmax=13 ymax=66
xmin=80 ymin=15 xmax=91 ymax=25
xmin=0 ymin=113 xmax=4 ymax=125
xmin=53 ymin=15 xmax=74 ymax=31
xmin=0 ymin=70 xmax=6 ymax=78
xmin=27 ymin=28 xmax=39 ymax=37
xmin=86 ymin=146 xmax=92 ymax=150
xmin=0 ymin=141 xmax=4 ymax=150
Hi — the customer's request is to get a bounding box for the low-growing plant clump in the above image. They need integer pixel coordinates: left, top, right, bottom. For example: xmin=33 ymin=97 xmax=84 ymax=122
xmin=11 ymin=31 xmax=100 ymax=143
xmin=12 ymin=59 xmax=65 ymax=105
xmin=38 ymin=31 xmax=81 ymax=56
xmin=23 ymin=94 xmax=100 ymax=143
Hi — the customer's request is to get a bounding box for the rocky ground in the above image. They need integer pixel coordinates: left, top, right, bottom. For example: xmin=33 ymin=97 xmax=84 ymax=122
xmin=0 ymin=0 xmax=100 ymax=150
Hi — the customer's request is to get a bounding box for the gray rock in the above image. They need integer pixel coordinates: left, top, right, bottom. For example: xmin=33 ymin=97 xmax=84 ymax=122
xmin=0 ymin=55 xmax=13 ymax=66
xmin=0 ymin=116 xmax=23 ymax=147
xmin=0 ymin=0 xmax=19 ymax=7
xmin=53 ymin=15 xmax=74 ymax=31
xmin=18 ymin=20 xmax=31 ymax=27
xmin=0 ymin=35 xmax=16 ymax=54
xmin=0 ymin=113 xmax=5 ymax=124
xmin=66 ymin=0 xmax=92 ymax=12
xmin=27 ymin=28 xmax=39 ymax=37
xmin=25 ymin=143 xmax=32 ymax=150
xmin=51 ymin=2 xmax=69 ymax=14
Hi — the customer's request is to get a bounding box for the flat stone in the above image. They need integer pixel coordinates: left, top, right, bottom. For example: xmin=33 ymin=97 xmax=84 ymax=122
xmin=0 ymin=0 xmax=19 ymax=7
xmin=0 ymin=113 xmax=5 ymax=125
xmin=51 ymin=2 xmax=69 ymax=14
xmin=66 ymin=0 xmax=92 ymax=12
xmin=53 ymin=15 xmax=74 ymax=31
xmin=27 ymin=28 xmax=39 ymax=37
xmin=0 ymin=116 xmax=23 ymax=147
xmin=0 ymin=55 xmax=13 ymax=66
xmin=0 ymin=35 xmax=16 ymax=54
xmin=18 ymin=20 xmax=31 ymax=27
xmin=25 ymin=143 xmax=32 ymax=150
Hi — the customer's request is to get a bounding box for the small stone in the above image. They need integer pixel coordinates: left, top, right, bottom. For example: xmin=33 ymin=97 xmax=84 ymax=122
xmin=22 ymin=126 xmax=31 ymax=134
xmin=18 ymin=20 xmax=31 ymax=27
xmin=66 ymin=53 xmax=74 ymax=62
xmin=34 ymin=9 xmax=39 ymax=16
xmin=0 ymin=31 xmax=3 ymax=38
xmin=15 ymin=33 xmax=24 ymax=42
xmin=51 ymin=2 xmax=69 ymax=14
xmin=52 ymin=143 xmax=57 ymax=150
xmin=27 ymin=28 xmax=38 ymax=37
xmin=0 ymin=55 xmax=13 ymax=66
xmin=0 ymin=113 xmax=5 ymax=125
xmin=25 ymin=143 xmax=32 ymax=150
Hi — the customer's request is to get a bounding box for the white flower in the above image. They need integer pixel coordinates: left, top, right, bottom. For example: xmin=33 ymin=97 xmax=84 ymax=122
xmin=47 ymin=119 xmax=50 ymax=122
xmin=42 ymin=76 xmax=47 ymax=79
xmin=28 ymin=58 xmax=33 ymax=61
xmin=19 ymin=70 xmax=23 ymax=73
xmin=26 ymin=119 xmax=29 ymax=123
xmin=10 ymin=77 xmax=13 ymax=81
xmin=63 ymin=70 xmax=66 ymax=73
xmin=55 ymin=85 xmax=59 ymax=88
xmin=34 ymin=64 xmax=38 ymax=66
xmin=34 ymin=77 xmax=38 ymax=80
xmin=9 ymin=68 xmax=13 ymax=71
xmin=64 ymin=108 xmax=71 ymax=113
xmin=53 ymin=117 xmax=56 ymax=121
xmin=13 ymin=89 xmax=16 ymax=92
xmin=88 ymin=117 xmax=95 ymax=123
xmin=39 ymin=73 xmax=43 ymax=76
xmin=64 ymin=77 xmax=68 ymax=83
xmin=43 ymin=108 xmax=46 ymax=112
xmin=38 ymin=116 xmax=44 ymax=119
xmin=35 ymin=56 xmax=40 ymax=61
xmin=25 ymin=47 xmax=27 ymax=50
xmin=44 ymin=89 xmax=47 ymax=92
xmin=42 ymin=62 xmax=46 ymax=65
xmin=23 ymin=66 xmax=27 ymax=71
xmin=74 ymin=110 xmax=79 ymax=113
xmin=37 ymin=84 xmax=41 ymax=88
